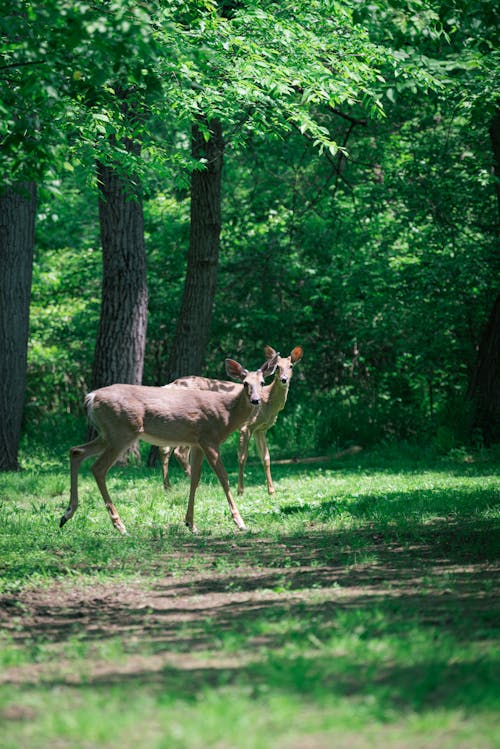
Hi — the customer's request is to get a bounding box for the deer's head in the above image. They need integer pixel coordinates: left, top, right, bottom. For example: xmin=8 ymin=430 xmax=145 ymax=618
xmin=264 ymin=345 xmax=303 ymax=386
xmin=225 ymin=353 xmax=279 ymax=405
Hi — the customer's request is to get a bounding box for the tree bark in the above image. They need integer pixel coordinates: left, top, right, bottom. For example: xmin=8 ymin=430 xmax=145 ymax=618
xmin=466 ymin=108 xmax=500 ymax=444
xmin=91 ymin=161 xmax=148 ymax=390
xmin=0 ymin=182 xmax=36 ymax=470
xmin=164 ymin=119 xmax=224 ymax=381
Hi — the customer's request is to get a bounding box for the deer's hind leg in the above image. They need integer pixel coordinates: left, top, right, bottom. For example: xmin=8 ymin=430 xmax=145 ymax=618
xmin=161 ymin=445 xmax=191 ymax=490
xmin=60 ymin=437 xmax=106 ymax=528
xmin=160 ymin=446 xmax=173 ymax=489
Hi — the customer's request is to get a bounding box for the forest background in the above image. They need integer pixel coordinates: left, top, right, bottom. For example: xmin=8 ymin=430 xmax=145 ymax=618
xmin=1 ymin=0 xmax=499 ymax=471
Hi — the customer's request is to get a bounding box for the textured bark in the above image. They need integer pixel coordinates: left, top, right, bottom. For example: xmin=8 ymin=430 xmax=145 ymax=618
xmin=91 ymin=162 xmax=148 ymax=390
xmin=165 ymin=119 xmax=224 ymax=381
xmin=0 ymin=182 xmax=36 ymax=470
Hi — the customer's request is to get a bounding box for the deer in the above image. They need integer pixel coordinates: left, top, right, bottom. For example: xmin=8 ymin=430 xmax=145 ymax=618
xmin=160 ymin=345 xmax=303 ymax=496
xmin=59 ymin=353 xmax=279 ymax=535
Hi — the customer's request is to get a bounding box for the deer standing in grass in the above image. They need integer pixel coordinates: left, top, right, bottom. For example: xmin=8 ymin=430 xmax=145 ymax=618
xmin=59 ymin=354 xmax=278 ymax=535
xmin=161 ymin=345 xmax=303 ymax=495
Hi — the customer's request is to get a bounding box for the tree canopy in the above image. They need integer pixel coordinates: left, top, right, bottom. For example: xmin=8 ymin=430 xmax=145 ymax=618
xmin=1 ymin=0 xmax=499 ymax=457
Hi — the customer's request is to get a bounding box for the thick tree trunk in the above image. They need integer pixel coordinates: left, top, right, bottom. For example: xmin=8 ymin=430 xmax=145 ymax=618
xmin=147 ymin=120 xmax=224 ymax=468
xmin=91 ymin=162 xmax=148 ymax=390
xmin=165 ymin=119 xmax=224 ymax=381
xmin=466 ymin=108 xmax=500 ymax=444
xmin=0 ymin=182 xmax=36 ymax=470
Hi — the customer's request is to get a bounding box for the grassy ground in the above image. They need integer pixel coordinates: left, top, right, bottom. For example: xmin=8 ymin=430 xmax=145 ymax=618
xmin=0 ymin=439 xmax=499 ymax=748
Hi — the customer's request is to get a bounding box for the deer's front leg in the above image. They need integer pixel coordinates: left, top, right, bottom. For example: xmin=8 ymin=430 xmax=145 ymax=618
xmin=203 ymin=444 xmax=246 ymax=531
xmin=253 ymin=429 xmax=275 ymax=495
xmin=185 ymin=446 xmax=203 ymax=532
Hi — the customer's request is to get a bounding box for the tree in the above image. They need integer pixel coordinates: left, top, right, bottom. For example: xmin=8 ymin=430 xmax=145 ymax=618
xmin=467 ymin=106 xmax=500 ymax=442
xmin=467 ymin=292 xmax=500 ymax=444
xmin=433 ymin=1 xmax=500 ymax=442
xmin=0 ymin=183 xmax=37 ymax=470
xmin=164 ymin=119 xmax=225 ymax=381
xmin=91 ymin=152 xmax=148 ymax=390
xmin=0 ymin=2 xmax=71 ymax=468
xmin=146 ymin=117 xmax=224 ymax=466
xmin=0 ymin=1 xmax=161 ymax=461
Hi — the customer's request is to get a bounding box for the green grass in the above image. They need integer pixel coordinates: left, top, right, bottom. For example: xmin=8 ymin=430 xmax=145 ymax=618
xmin=0 ymin=442 xmax=499 ymax=748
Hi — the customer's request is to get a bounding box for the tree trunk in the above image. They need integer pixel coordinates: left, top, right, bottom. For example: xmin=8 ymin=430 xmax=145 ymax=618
xmin=489 ymin=107 xmax=500 ymax=216
xmin=0 ymin=182 xmax=36 ymax=470
xmin=467 ymin=292 xmax=500 ymax=444
xmin=165 ymin=119 xmax=224 ymax=381
xmin=147 ymin=120 xmax=224 ymax=468
xmin=91 ymin=162 xmax=148 ymax=390
xmin=466 ymin=108 xmax=500 ymax=444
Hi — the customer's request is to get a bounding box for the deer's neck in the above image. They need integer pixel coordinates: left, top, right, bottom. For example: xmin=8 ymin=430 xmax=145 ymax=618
xmin=265 ymin=375 xmax=289 ymax=411
xmin=233 ymin=388 xmax=259 ymax=428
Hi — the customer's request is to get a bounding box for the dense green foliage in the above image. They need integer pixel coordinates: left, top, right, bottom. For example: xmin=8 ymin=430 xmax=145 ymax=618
xmin=3 ymin=0 xmax=499 ymax=451
xmin=0 ymin=445 xmax=499 ymax=747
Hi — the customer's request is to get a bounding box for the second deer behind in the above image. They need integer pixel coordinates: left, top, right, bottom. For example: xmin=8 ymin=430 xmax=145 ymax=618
xmin=161 ymin=345 xmax=303 ymax=495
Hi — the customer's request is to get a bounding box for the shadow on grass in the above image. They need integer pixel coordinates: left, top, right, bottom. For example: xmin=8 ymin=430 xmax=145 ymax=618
xmin=1 ymin=515 xmax=499 ymax=717
xmin=5 ymin=650 xmax=498 ymax=720
xmin=1 ymin=582 xmax=498 ymax=717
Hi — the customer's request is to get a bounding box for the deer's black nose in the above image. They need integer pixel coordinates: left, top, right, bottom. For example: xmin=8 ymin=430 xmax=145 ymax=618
xmin=251 ymin=398 xmax=260 ymax=405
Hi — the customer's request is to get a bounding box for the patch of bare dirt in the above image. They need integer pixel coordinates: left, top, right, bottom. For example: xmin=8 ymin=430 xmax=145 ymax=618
xmin=1 ymin=540 xmax=498 ymax=688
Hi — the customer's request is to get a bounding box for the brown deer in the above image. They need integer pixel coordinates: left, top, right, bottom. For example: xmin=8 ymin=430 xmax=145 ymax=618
xmin=161 ymin=345 xmax=303 ymax=495
xmin=59 ymin=354 xmax=278 ymax=535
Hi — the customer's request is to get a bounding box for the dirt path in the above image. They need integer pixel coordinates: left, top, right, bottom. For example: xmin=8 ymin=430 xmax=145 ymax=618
xmin=1 ymin=539 xmax=498 ymax=688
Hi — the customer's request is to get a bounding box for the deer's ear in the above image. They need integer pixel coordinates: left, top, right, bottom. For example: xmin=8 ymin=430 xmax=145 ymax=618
xmin=291 ymin=346 xmax=303 ymax=364
xmin=260 ymin=353 xmax=279 ymax=378
xmin=225 ymin=359 xmax=247 ymax=381
xmin=264 ymin=345 xmax=278 ymax=360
